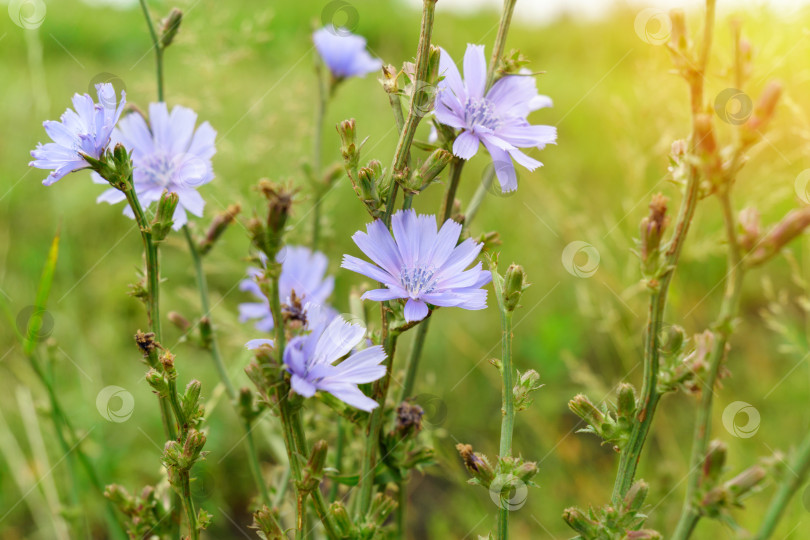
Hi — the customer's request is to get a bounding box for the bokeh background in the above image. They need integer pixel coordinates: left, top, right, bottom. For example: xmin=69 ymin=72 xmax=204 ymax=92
xmin=2 ymin=0 xmax=810 ymax=538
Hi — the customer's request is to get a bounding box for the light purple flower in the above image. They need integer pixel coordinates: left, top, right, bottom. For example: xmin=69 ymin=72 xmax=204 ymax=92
xmin=94 ymin=102 xmax=216 ymax=229
xmin=341 ymin=209 xmax=491 ymax=323
xmin=313 ymin=25 xmax=382 ymax=79
xmin=30 ymin=83 xmax=126 ymax=186
xmin=247 ymin=314 xmax=386 ymax=411
xmin=239 ymin=247 xmax=335 ymax=332
xmin=435 ymin=44 xmax=557 ymax=192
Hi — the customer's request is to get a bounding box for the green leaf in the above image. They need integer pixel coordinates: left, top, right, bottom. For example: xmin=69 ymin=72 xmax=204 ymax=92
xmin=24 ymin=228 xmax=60 ymax=355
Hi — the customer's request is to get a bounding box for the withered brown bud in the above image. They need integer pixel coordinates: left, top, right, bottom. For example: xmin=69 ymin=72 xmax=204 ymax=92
xmin=395 ymin=401 xmax=424 ymax=438
xmin=199 ymin=204 xmax=241 ymax=255
xmin=135 ymin=330 xmax=157 ymax=355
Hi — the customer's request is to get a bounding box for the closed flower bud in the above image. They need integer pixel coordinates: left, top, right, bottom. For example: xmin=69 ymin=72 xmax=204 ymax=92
xmin=702 ymin=440 xmax=727 ymax=485
xmin=513 ymin=369 xmax=542 ymax=412
xmin=668 ymin=9 xmax=688 ymax=54
xmin=747 ymin=207 xmax=810 ymax=267
xmin=623 ymin=480 xmax=648 ymax=514
xmin=456 ymin=443 xmax=495 ymax=487
xmin=744 ymin=81 xmax=782 ymax=139
xmin=159 ymin=8 xmax=183 ymax=48
xmin=616 ymin=383 xmax=637 ymax=419
xmin=330 ymin=502 xmax=354 ymax=537
xmin=694 ymin=113 xmax=717 ymax=155
xmin=337 ymin=119 xmax=358 ymax=167
xmin=357 ymin=166 xmax=379 ymax=202
xmin=238 ymin=387 xmax=256 ymax=422
xmin=659 ymin=324 xmax=685 ymax=355
xmin=259 ymin=181 xmax=293 ymax=235
xmin=112 ymin=143 xmax=132 ymax=178
xmin=199 ymin=204 xmax=241 ymax=255
xmin=413 ymin=149 xmax=453 ymax=191
xmin=104 ymin=484 xmax=131 ymax=506
xmin=514 ymin=460 xmax=539 ymax=483
xmin=626 ymin=530 xmax=663 ymax=539
xmin=569 ymin=394 xmax=604 ymax=427
xmin=167 ymin=311 xmax=191 ymax=332
xmin=368 ymin=493 xmax=397 ymax=525
xmin=163 ymin=440 xmax=182 ymax=467
xmin=160 ymin=351 xmax=176 ymax=380
xmin=182 ymin=380 xmax=202 ymax=421
xmin=503 ymin=264 xmax=528 ymax=312
xmin=182 ymin=429 xmax=207 ymax=465
xmin=738 ymin=207 xmax=761 ymax=252
xmin=380 ymin=64 xmax=398 ymax=94
xmin=299 ymin=440 xmax=328 ymax=494
xmin=725 ymin=465 xmax=766 ymax=498
xmin=640 ymin=194 xmax=668 ymax=268
xmin=145 ymin=368 xmax=168 ymax=395
xmin=562 ymin=507 xmax=599 ymax=536
xmin=152 ymin=190 xmax=179 ymax=242
xmin=251 ymin=505 xmax=283 ymax=538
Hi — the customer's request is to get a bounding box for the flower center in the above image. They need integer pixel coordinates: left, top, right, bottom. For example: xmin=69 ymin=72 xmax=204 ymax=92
xmin=139 ymin=152 xmax=178 ymax=188
xmin=464 ymin=97 xmax=500 ymax=131
xmin=399 ymin=265 xmax=437 ymax=298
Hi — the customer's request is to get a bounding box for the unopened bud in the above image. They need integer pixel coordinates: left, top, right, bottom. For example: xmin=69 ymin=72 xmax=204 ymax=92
xmin=199 ymin=204 xmax=241 ymax=255
xmin=159 ymin=8 xmax=183 ymax=48
xmin=413 ymin=148 xmax=452 ymax=190
xmin=456 ymin=443 xmax=495 ymax=487
xmin=368 ymin=493 xmax=397 ymax=526
xmin=145 ymin=368 xmax=168 ymax=395
xmin=744 ymin=81 xmax=782 ymax=137
xmin=748 ymin=207 xmax=810 ymax=267
xmin=182 ymin=380 xmax=202 ymax=421
xmin=563 ymin=507 xmax=599 ymax=536
xmin=703 ymin=440 xmax=727 ymax=485
xmin=299 ymin=440 xmax=328 ymax=493
xmin=357 ymin=165 xmax=379 ymax=202
xmin=623 ymin=480 xmax=648 ymax=514
xmin=569 ymin=394 xmax=604 ymax=427
xmin=182 ymin=429 xmax=206 ymax=465
xmin=513 ymin=369 xmax=542 ymax=412
xmin=725 ymin=466 xmax=766 ymax=498
xmin=514 ymin=460 xmax=539 ymax=483
xmin=617 ymin=383 xmax=637 ymax=419
xmin=503 ymin=264 xmax=528 ymax=312
xmin=152 ymin=190 xmax=179 ymax=241
xmin=330 ymin=502 xmax=354 ymax=537
xmin=738 ymin=207 xmax=761 ymax=251
xmin=160 ymin=351 xmax=176 ymax=379
xmin=337 ymin=119 xmax=358 ymax=168
xmin=640 ymin=194 xmax=668 ymax=268
xmin=251 ymin=505 xmax=283 ymax=538
xmin=659 ymin=324 xmax=685 ymax=355
xmin=626 ymin=530 xmax=663 ymax=540
xmin=694 ymin=113 xmax=717 ymax=155
xmin=380 ymin=64 xmax=398 ymax=94
xmin=167 ymin=311 xmax=191 ymax=332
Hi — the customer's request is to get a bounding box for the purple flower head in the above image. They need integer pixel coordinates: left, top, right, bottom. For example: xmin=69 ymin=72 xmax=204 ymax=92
xmin=247 ymin=314 xmax=386 ymax=411
xmin=435 ymin=44 xmax=557 ymax=192
xmin=239 ymin=247 xmax=335 ymax=332
xmin=313 ymin=25 xmax=382 ymax=79
xmin=30 ymin=83 xmax=126 ymax=186
xmin=95 ymin=103 xmax=216 ymax=229
xmin=341 ymin=209 xmax=491 ymax=323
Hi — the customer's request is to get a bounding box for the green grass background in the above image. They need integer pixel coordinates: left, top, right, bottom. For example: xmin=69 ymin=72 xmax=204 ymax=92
xmin=2 ymin=0 xmax=810 ymax=538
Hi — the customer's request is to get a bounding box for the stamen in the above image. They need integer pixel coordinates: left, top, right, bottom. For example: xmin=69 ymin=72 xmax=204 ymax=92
xmin=400 ymin=265 xmax=437 ymax=298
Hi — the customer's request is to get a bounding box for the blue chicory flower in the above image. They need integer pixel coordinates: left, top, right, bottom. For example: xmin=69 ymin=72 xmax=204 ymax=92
xmin=247 ymin=314 xmax=386 ymax=411
xmin=94 ymin=102 xmax=216 ymax=229
xmin=313 ymin=25 xmax=383 ymax=79
xmin=239 ymin=247 xmax=335 ymax=332
xmin=342 ymin=209 xmax=491 ymax=323
xmin=435 ymin=44 xmax=557 ymax=192
xmin=30 ymin=83 xmax=126 ymax=186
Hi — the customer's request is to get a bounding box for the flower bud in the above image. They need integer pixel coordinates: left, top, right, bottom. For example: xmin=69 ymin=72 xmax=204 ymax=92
xmin=563 ymin=507 xmax=599 ymax=536
xmin=514 ymin=460 xmax=539 ymax=483
xmin=112 ymin=143 xmax=132 ymax=178
xmin=238 ymin=387 xmax=256 ymax=423
xmin=182 ymin=429 xmax=207 ymax=466
xmin=380 ymin=64 xmax=398 ymax=94
xmin=747 ymin=207 xmax=810 ymax=267
xmin=412 ymin=149 xmax=452 ymax=191
xmin=569 ymin=394 xmax=604 ymax=427
xmin=668 ymin=9 xmax=688 ymax=54
xmin=199 ymin=204 xmax=241 ymax=255
xmin=163 ymin=440 xmax=182 ymax=467
xmin=251 ymin=505 xmax=284 ymax=538
xmin=337 ymin=119 xmax=359 ymax=169
xmin=725 ymin=465 xmax=766 ymax=498
xmin=503 ymin=264 xmax=528 ymax=312
xmin=626 ymin=530 xmax=663 ymax=539
xmin=357 ymin=165 xmax=380 ymax=202
xmin=513 ymin=369 xmax=542 ymax=412
xmin=743 ymin=81 xmax=782 ymax=139
xmin=159 ymin=8 xmax=183 ymax=48
xmin=702 ymin=440 xmax=727 ymax=485
xmin=616 ymin=383 xmax=637 ymax=419
xmin=167 ymin=311 xmax=191 ymax=332
xmin=161 ymin=351 xmax=176 ymax=380
xmin=182 ymin=380 xmax=202 ymax=421
xmin=640 ymin=194 xmax=668 ymax=269
xmin=330 ymin=502 xmax=354 ymax=537
xmin=623 ymin=480 xmax=648 ymax=514
xmin=299 ymin=440 xmax=328 ymax=493
xmin=737 ymin=207 xmax=761 ymax=252
xmin=152 ymin=190 xmax=179 ymax=242
xmin=456 ymin=443 xmax=495 ymax=487
xmin=694 ymin=113 xmax=717 ymax=155
xmin=368 ymin=493 xmax=397 ymax=526
xmin=146 ymin=368 xmax=168 ymax=395
xmin=659 ymin=324 xmax=685 ymax=355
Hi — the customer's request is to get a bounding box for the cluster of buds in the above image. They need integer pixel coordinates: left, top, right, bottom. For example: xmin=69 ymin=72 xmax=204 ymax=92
xmin=497 ymin=49 xmax=531 ymax=77
xmin=251 ymin=505 xmax=284 ymax=539
xmin=564 ymin=481 xmax=660 ymax=539
xmin=198 ymin=203 xmax=241 ymax=255
xmin=162 ymin=428 xmax=207 ymax=477
xmin=407 ymin=148 xmax=453 ymax=194
xmin=105 ymin=484 xmax=172 ymax=539
xmin=513 ymin=369 xmax=543 ymax=412
xmin=337 ymin=119 xmax=386 ymax=218
xmin=696 ymin=441 xmax=767 ymax=519
xmin=658 ymin=330 xmax=730 ymax=395
xmin=638 ymin=194 xmax=669 ymax=278
xmin=455 ymin=443 xmax=538 ymax=492
xmin=82 ymin=143 xmax=133 ymax=190
xmin=249 ymin=180 xmax=294 ymax=260
xmin=329 ymin=494 xmax=397 ymax=538
xmin=568 ymin=384 xmax=637 ymax=452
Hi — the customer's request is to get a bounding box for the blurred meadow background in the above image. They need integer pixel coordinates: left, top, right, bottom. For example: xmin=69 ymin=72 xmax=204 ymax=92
xmin=2 ymin=0 xmax=810 ymax=538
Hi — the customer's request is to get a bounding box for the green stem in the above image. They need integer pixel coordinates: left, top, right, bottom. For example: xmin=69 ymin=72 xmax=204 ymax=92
xmin=138 ymin=0 xmax=164 ymax=102
xmin=328 ymin=418 xmax=345 ymax=502
xmin=464 ymin=167 xmax=493 ymax=230
xmin=755 ymin=428 xmax=810 ymax=539
xmin=439 ymin=158 xmax=463 ymax=222
xmin=311 ymin=64 xmax=329 ymax=251
xmin=181 ymin=226 xmax=271 ymax=506
xmin=398 ymin=321 xmax=430 ymax=403
xmin=180 ymin=471 xmax=199 ymax=540
xmin=672 ymin=191 xmax=745 ymax=540
xmin=496 ymin=310 xmax=515 ymax=540
xmin=485 ymin=0 xmax=518 ymax=90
